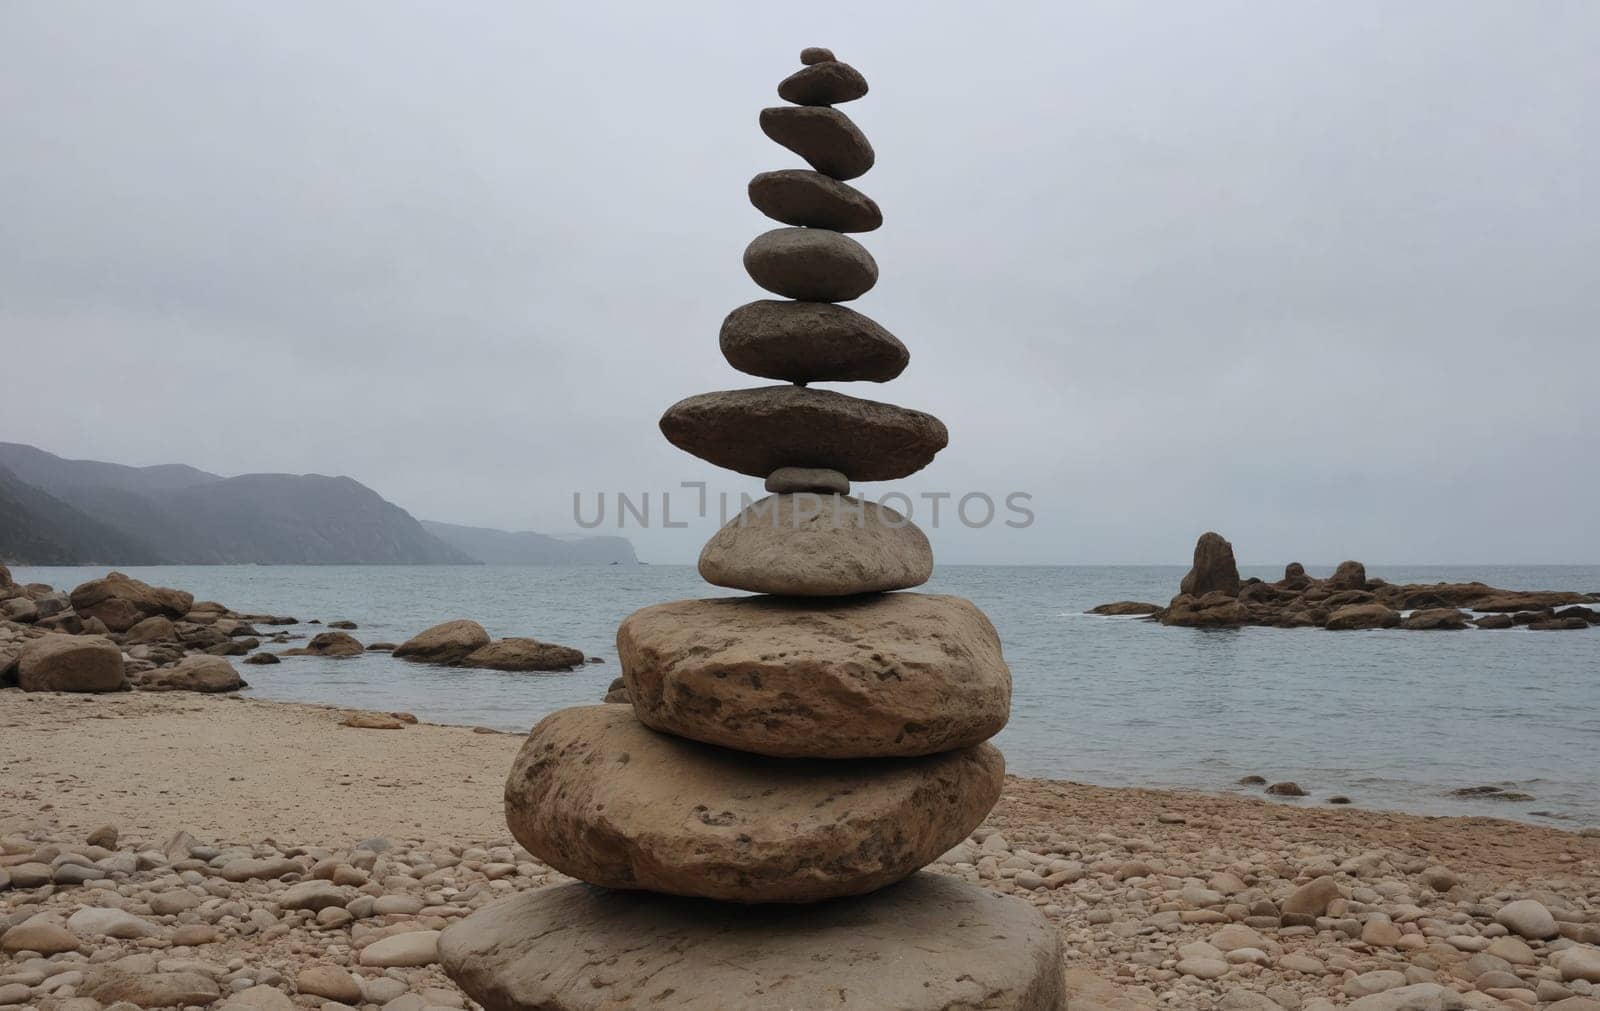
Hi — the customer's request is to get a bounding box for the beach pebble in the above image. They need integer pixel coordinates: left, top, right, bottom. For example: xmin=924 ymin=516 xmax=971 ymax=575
xmin=358 ymin=931 xmax=440 ymax=968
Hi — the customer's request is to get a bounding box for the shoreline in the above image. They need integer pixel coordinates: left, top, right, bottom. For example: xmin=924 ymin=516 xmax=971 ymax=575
xmin=4 ymin=688 xmax=1595 ymax=845
xmin=4 ymin=690 xmax=1600 ymax=1010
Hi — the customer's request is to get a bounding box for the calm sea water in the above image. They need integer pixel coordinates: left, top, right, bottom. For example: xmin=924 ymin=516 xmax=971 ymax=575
xmin=12 ymin=563 xmax=1600 ymax=827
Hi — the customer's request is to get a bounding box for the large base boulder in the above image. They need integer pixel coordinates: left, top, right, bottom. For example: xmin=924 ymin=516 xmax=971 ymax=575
xmin=440 ymin=874 xmax=1064 ymax=1011
xmin=619 ymin=593 xmax=1009 ymax=757
xmin=698 ymin=494 xmax=932 ymax=596
xmin=18 ymin=634 xmax=125 ymax=692
xmin=504 ymin=705 xmax=1003 ymax=903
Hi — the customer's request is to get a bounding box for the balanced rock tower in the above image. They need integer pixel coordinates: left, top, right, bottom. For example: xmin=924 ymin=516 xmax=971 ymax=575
xmin=439 ymin=49 xmax=1065 ymax=1010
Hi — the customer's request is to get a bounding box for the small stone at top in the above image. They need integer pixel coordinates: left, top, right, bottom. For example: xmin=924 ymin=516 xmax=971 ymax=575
xmin=800 ymin=47 xmax=834 ymax=65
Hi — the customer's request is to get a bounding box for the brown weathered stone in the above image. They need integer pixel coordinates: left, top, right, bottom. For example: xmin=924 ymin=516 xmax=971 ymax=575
xmin=69 ymin=572 xmax=193 ymax=632
xmin=1325 ymin=603 xmax=1401 ymax=630
xmin=778 ymin=60 xmax=868 ymax=106
xmin=439 ymin=875 xmax=1064 ymax=1011
xmin=393 ymin=619 xmax=490 ymax=664
xmin=18 ymin=634 xmax=124 ymax=692
xmin=759 ymin=106 xmax=873 ymax=180
xmin=720 ymin=299 xmax=906 ymax=383
xmin=619 ymin=593 xmax=1008 ymax=758
xmin=138 ymin=654 xmax=245 ymax=692
xmin=460 ymin=637 xmax=584 ymax=671
xmin=659 ymin=385 xmax=946 ymax=481
xmin=1179 ymin=532 xmax=1241 ymax=597
xmin=698 ymin=494 xmax=931 ymax=596
xmin=743 ymin=227 xmax=877 ymax=302
xmin=504 ymin=705 xmax=1003 ymax=903
xmin=748 ymin=170 xmax=881 ymax=232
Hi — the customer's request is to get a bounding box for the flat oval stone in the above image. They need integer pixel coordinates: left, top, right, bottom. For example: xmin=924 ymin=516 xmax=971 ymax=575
xmin=743 ymin=227 xmax=877 ymax=302
xmin=503 ymin=705 xmax=1003 ymax=903
xmin=698 ymin=494 xmax=931 ymax=597
xmin=748 ymin=170 xmax=881 ymax=232
xmin=659 ymin=385 xmax=947 ymax=481
xmin=620 ymin=593 xmax=1010 ymax=758
xmin=759 ymin=106 xmax=873 ymax=180
xmin=720 ymin=299 xmax=907 ymax=383
xmin=439 ymin=875 xmax=1065 ymax=1011
xmin=765 ymin=466 xmax=848 ymax=494
xmin=778 ymin=61 xmax=868 ymax=106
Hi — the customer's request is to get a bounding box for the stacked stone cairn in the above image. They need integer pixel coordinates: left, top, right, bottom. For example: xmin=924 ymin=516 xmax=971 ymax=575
xmin=439 ymin=49 xmax=1065 ymax=1010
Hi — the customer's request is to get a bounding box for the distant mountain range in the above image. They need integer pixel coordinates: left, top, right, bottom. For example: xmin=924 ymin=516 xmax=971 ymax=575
xmin=422 ymin=520 xmax=636 ymax=566
xmin=0 ymin=442 xmax=636 ymax=566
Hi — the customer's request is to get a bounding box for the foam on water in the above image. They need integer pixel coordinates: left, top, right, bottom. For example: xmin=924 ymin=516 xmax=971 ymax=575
xmin=10 ymin=562 xmax=1598 ymax=826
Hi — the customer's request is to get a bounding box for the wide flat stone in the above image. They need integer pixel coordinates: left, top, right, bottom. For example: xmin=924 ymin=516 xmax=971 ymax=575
xmin=743 ymin=227 xmax=877 ymax=302
xmin=748 ymin=170 xmax=881 ymax=231
xmin=720 ymin=299 xmax=907 ymax=382
xmin=659 ymin=385 xmax=946 ymax=481
xmin=440 ymin=874 xmax=1064 ymax=1011
xmin=760 ymin=106 xmax=874 ymax=180
xmin=778 ymin=60 xmax=868 ymax=106
xmin=698 ymin=493 xmax=931 ymax=596
xmin=619 ymin=592 xmax=1010 ymax=758
xmin=503 ymin=705 xmax=1003 ymax=903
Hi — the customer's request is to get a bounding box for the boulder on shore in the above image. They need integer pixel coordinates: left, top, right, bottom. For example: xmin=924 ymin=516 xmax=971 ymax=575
xmin=138 ymin=655 xmax=246 ymax=693
xmin=18 ymin=634 xmax=125 ymax=692
xmin=393 ymin=619 xmax=491 ymax=665
xmin=1178 ymin=532 xmax=1241 ymax=598
xmin=69 ymin=572 xmax=194 ymax=632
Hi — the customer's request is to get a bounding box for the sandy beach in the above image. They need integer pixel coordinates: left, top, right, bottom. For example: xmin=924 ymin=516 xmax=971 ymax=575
xmin=4 ymin=689 xmax=1598 ymax=1010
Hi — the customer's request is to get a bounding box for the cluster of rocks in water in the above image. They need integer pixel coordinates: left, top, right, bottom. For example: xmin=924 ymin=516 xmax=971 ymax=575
xmin=0 ymin=567 xmax=589 ymax=700
xmin=1091 ymin=533 xmax=1600 ymax=631
xmin=433 ymin=49 xmax=1065 ymax=1010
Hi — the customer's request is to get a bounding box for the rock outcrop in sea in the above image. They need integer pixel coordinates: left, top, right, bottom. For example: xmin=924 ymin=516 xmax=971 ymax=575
xmin=435 ymin=49 xmax=1065 ymax=1010
xmin=1090 ymin=532 xmax=1600 ymax=630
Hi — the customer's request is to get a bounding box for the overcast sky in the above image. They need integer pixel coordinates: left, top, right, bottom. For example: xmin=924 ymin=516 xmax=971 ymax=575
xmin=3 ymin=1 xmax=1596 ymax=565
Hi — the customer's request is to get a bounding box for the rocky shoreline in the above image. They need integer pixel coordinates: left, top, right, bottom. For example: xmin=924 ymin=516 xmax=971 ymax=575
xmin=2 ymin=692 xmax=1597 ymax=1011
xmin=1091 ymin=533 xmax=1600 ymax=632
xmin=0 ymin=566 xmax=588 ymax=697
